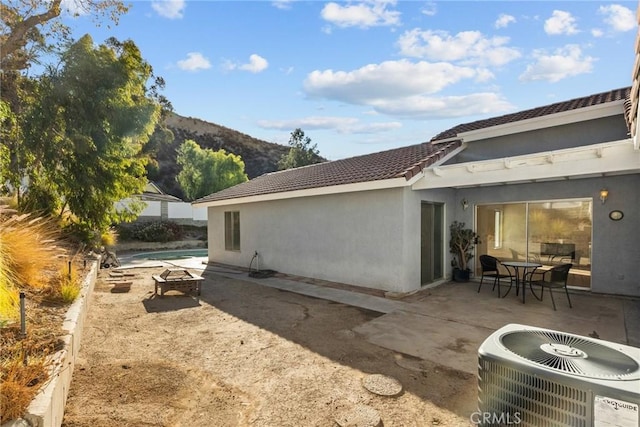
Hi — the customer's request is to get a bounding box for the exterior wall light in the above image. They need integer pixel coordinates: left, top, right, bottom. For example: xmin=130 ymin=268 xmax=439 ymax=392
xmin=599 ymin=189 xmax=609 ymax=204
xmin=461 ymin=198 xmax=469 ymax=210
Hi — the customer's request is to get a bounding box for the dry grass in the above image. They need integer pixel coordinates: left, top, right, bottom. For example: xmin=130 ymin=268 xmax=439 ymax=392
xmin=0 ymin=206 xmax=82 ymax=422
xmin=0 ymin=352 xmax=50 ymax=422
xmin=0 ymin=213 xmax=63 ymax=290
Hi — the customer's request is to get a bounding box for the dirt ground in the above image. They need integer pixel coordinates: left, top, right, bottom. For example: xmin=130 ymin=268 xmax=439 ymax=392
xmin=61 ymin=265 xmax=478 ymax=427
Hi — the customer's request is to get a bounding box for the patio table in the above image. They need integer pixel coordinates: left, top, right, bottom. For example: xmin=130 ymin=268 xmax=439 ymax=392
xmin=500 ymin=261 xmax=542 ymax=304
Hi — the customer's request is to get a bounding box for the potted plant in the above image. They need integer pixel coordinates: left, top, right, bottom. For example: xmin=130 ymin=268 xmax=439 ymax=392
xmin=449 ymin=221 xmax=478 ymax=282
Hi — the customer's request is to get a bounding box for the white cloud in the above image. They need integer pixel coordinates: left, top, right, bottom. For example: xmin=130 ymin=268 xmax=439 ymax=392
xmin=591 ymin=28 xmax=604 ymax=38
xmin=544 ymin=10 xmax=579 ymax=35
xmin=370 ymin=93 xmax=514 ymax=119
xmin=224 ymin=54 xmax=269 ymax=73
xmin=177 ymin=52 xmax=211 ymax=72
xmin=598 ymin=5 xmax=635 ymax=32
xmin=321 ymin=0 xmax=401 ymax=29
xmin=304 ymin=60 xmax=478 ymax=104
xmin=242 ymin=54 xmax=269 ymax=73
xmin=421 ymin=2 xmax=437 ymax=17
xmin=301 ymin=59 xmax=513 ymax=119
xmin=272 ymin=0 xmax=295 ymax=10
xmin=519 ymin=45 xmax=594 ymax=83
xmin=397 ymin=29 xmax=521 ymax=67
xmin=151 ymin=0 xmax=186 ymax=19
xmin=495 ymin=14 xmax=516 ymax=29
xmin=257 ymin=116 xmax=402 ymax=134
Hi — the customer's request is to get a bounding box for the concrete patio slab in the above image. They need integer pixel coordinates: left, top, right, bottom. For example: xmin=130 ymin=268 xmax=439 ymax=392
xmin=200 ymin=266 xmax=639 ymax=377
xmin=353 ymin=310 xmax=495 ymax=374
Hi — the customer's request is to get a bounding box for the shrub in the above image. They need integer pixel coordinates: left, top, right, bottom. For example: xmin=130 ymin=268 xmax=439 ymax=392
xmin=100 ymin=228 xmax=118 ymax=247
xmin=0 ymin=213 xmax=62 ymax=290
xmin=0 ymin=353 xmax=50 ymax=423
xmin=0 ymin=207 xmax=64 ymax=322
xmin=130 ymin=221 xmax=183 ymax=242
xmin=47 ymin=262 xmax=81 ymax=304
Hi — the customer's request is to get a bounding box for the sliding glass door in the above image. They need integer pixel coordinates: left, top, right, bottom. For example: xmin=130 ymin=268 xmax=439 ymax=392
xmin=476 ymin=199 xmax=591 ymax=288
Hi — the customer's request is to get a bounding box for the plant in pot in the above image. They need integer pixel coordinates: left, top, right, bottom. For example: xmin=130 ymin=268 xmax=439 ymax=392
xmin=449 ymin=221 xmax=478 ymax=282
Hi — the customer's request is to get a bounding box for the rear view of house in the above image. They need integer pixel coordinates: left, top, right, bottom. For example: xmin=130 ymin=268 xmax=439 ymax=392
xmin=194 ymin=87 xmax=640 ymax=298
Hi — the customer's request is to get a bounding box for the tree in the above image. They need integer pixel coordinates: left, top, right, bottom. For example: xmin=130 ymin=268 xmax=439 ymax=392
xmin=0 ymin=0 xmax=128 ymax=70
xmin=278 ymin=128 xmax=322 ymax=170
xmin=20 ymin=34 xmax=162 ymax=232
xmin=0 ymin=100 xmax=19 ymax=194
xmin=176 ymin=140 xmax=248 ymax=201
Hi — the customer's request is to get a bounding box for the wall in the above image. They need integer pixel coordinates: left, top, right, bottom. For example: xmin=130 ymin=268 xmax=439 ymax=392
xmin=204 ymin=172 xmax=639 ymax=297
xmin=401 ymin=187 xmax=458 ymax=287
xmin=207 ymin=188 xmax=415 ymax=293
xmin=453 ymin=174 xmax=640 ymax=297
xmin=136 ymin=200 xmax=207 ymax=226
xmin=446 ymin=116 xmax=628 ymax=164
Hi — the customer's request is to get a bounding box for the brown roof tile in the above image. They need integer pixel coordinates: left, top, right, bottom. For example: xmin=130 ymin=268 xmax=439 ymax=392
xmin=195 ymin=87 xmax=631 ymax=205
xmin=194 ymin=140 xmax=461 ymax=204
xmin=430 ymin=87 xmax=631 ymax=142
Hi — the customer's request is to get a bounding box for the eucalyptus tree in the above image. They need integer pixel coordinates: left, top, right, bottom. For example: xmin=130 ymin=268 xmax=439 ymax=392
xmin=176 ymin=139 xmax=248 ymax=201
xmin=277 ymin=128 xmax=322 ymax=170
xmin=21 ymin=34 xmax=163 ymax=233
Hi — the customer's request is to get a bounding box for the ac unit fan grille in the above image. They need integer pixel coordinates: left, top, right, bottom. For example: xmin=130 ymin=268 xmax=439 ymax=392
xmin=500 ymin=330 xmax=640 ymax=379
xmin=479 ymin=358 xmax=589 ymax=427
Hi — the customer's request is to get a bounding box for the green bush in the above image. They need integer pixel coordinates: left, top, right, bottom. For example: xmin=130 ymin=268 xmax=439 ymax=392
xmin=128 ymin=221 xmax=183 ymax=242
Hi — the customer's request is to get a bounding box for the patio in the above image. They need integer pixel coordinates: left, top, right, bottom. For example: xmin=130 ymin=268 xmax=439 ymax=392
xmin=356 ymin=281 xmax=639 ymax=374
xmin=207 ymin=265 xmax=640 ymax=376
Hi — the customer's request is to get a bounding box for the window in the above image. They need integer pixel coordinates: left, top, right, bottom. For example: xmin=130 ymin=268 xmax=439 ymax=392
xmin=224 ymin=211 xmax=240 ymax=251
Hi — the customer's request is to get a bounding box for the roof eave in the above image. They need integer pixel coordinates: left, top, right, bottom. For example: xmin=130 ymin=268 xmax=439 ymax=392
xmin=192 ymin=177 xmax=410 ymax=207
xmin=412 ymin=139 xmax=639 ymax=190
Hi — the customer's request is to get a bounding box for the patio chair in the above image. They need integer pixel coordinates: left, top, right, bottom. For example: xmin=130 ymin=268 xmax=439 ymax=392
xmin=528 ymin=263 xmax=573 ymax=311
xmin=478 ymin=255 xmax=514 ymax=297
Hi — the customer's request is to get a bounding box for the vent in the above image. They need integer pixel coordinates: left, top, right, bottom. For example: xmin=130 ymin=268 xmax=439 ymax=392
xmin=500 ymin=330 xmax=640 ymax=380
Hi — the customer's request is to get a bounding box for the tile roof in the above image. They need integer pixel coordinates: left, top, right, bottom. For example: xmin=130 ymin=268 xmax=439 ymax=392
xmin=194 ymin=140 xmax=461 ymax=204
xmin=430 ymin=87 xmax=631 ymax=142
xmin=195 ymin=86 xmax=631 ymax=205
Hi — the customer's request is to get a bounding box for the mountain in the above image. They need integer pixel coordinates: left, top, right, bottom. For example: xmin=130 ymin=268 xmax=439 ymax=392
xmin=148 ymin=112 xmax=296 ymax=200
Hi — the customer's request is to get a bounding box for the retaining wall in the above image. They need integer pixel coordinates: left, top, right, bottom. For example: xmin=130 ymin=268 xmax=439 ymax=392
xmin=2 ymin=260 xmax=98 ymax=427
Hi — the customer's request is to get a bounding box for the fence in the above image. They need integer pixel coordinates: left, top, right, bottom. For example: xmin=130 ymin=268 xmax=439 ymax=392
xmin=119 ymin=199 xmax=207 ymax=226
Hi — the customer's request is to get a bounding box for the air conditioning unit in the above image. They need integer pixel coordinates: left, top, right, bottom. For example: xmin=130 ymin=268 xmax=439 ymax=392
xmin=477 ymin=324 xmax=640 ymax=427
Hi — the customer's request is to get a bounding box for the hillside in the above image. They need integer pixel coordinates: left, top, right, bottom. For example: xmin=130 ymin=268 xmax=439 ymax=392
xmin=148 ymin=112 xmax=295 ymax=200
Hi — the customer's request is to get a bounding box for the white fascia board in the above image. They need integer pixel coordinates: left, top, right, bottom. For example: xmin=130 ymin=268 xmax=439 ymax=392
xmin=412 ymin=139 xmax=639 ymax=189
xmin=458 ymin=102 xmax=625 ymax=143
xmin=193 ymin=177 xmax=409 ymax=208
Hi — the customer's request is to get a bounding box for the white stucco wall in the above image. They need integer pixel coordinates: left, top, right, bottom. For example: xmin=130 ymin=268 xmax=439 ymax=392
xmin=166 ymin=202 xmax=206 ymax=221
xmin=140 ymin=200 xmax=161 ymax=216
xmin=207 ymin=188 xmax=419 ymax=293
xmin=193 ymin=205 xmax=207 ymax=220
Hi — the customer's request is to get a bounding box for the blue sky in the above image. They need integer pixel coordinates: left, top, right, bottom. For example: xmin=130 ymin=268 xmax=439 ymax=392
xmin=61 ymin=1 xmax=638 ymax=160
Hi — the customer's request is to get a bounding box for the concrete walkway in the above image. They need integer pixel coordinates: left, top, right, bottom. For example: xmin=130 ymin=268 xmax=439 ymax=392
xmin=206 ymin=266 xmax=640 ymax=375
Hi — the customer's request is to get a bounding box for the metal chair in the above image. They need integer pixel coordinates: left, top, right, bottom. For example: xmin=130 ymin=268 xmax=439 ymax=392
xmin=478 ymin=255 xmax=514 ymax=297
xmin=528 ymin=263 xmax=573 ymax=310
